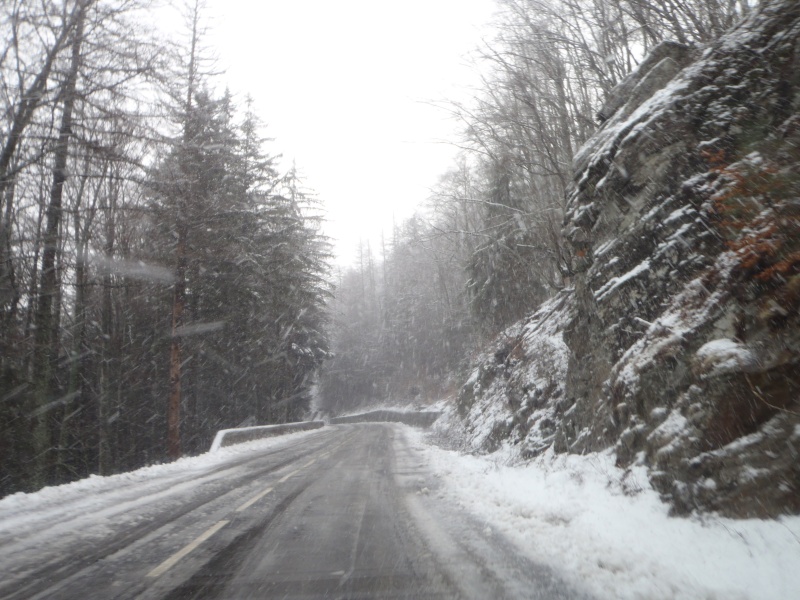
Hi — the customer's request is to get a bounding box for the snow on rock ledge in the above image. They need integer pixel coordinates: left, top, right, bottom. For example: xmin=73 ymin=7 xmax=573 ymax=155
xmin=561 ymin=0 xmax=800 ymax=517
xmin=433 ymin=291 xmax=572 ymax=459
xmin=693 ymin=338 xmax=758 ymax=378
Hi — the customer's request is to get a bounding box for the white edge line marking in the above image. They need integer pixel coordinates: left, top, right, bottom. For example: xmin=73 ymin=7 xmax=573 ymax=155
xmin=147 ymin=520 xmax=229 ymax=578
xmin=236 ymin=487 xmax=274 ymax=512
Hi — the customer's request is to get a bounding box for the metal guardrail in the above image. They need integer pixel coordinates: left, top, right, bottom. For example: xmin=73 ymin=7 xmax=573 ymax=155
xmin=329 ymin=410 xmax=441 ymax=427
xmin=210 ymin=411 xmax=442 ymax=451
xmin=210 ymin=421 xmax=325 ymax=451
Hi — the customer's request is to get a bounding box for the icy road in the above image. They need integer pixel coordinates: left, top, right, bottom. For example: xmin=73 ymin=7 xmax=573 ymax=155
xmin=0 ymin=425 xmax=580 ymax=600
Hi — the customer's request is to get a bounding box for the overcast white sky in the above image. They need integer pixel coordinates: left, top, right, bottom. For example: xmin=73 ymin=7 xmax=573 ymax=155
xmin=197 ymin=0 xmax=497 ymax=265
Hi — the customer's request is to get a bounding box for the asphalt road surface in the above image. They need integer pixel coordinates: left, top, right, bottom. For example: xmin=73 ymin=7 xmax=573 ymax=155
xmin=0 ymin=424 xmax=585 ymax=600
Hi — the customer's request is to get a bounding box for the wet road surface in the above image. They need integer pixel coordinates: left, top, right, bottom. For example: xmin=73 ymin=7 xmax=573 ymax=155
xmin=0 ymin=424 xmax=585 ymax=599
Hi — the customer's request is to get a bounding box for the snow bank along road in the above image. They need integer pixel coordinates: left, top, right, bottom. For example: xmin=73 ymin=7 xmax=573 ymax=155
xmin=0 ymin=424 xmax=584 ymax=600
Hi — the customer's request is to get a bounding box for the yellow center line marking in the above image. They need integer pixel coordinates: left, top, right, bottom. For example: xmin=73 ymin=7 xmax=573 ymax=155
xmin=147 ymin=520 xmax=229 ymax=578
xmin=236 ymin=486 xmax=274 ymax=512
xmin=278 ymin=469 xmax=299 ymax=483
xmin=147 ymin=446 xmax=335 ymax=580
xmin=277 ymin=457 xmax=317 ymax=484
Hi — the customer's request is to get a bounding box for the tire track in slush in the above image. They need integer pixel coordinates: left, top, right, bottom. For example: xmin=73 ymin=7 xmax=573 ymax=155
xmin=160 ymin=483 xmax=312 ymax=600
xmin=146 ymin=457 xmax=323 ymax=580
xmin=0 ymin=430 xmax=344 ymax=600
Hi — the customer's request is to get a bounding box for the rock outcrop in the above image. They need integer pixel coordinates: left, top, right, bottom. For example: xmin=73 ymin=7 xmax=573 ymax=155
xmin=448 ymin=291 xmax=572 ymax=457
xmin=447 ymin=0 xmax=800 ymax=518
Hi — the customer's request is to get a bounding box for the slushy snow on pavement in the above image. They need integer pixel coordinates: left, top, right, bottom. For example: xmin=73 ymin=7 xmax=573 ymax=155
xmin=1 ymin=425 xmax=798 ymax=600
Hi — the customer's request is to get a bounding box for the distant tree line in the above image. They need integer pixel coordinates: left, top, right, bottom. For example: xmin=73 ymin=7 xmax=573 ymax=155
xmin=0 ymin=0 xmax=330 ymax=496
xmin=318 ymin=220 xmax=474 ymax=414
xmin=317 ymin=0 xmax=756 ymax=414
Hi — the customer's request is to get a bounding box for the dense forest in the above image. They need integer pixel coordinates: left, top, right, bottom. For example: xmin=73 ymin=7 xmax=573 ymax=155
xmin=0 ymin=0 xmax=330 ymax=496
xmin=0 ymin=0 xmax=763 ymax=497
xmin=317 ymin=0 xmax=758 ymax=414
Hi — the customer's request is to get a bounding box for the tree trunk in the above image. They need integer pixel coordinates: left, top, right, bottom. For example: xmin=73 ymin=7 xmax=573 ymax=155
xmin=99 ymin=173 xmax=118 ymax=474
xmin=57 ymin=158 xmax=94 ymax=481
xmin=167 ymin=224 xmax=186 ymax=459
xmin=29 ymin=3 xmax=86 ymax=487
xmin=0 ymin=178 xmax=20 ymax=360
xmin=166 ymin=0 xmax=201 ymax=460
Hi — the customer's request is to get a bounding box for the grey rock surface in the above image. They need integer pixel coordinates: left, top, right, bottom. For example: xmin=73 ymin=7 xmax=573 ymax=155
xmin=449 ymin=0 xmax=800 ymax=518
xmin=563 ymin=0 xmax=800 ymax=517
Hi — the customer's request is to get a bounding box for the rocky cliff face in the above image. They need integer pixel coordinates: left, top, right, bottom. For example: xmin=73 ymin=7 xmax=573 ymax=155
xmin=448 ymin=0 xmax=800 ymax=518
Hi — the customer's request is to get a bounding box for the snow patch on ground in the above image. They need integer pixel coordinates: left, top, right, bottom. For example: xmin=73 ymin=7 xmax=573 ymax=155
xmin=409 ymin=428 xmax=800 ymax=600
xmin=0 ymin=429 xmax=322 ymax=530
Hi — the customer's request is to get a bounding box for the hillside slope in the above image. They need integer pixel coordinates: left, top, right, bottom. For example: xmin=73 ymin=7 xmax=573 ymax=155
xmin=443 ymin=0 xmax=800 ymax=518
